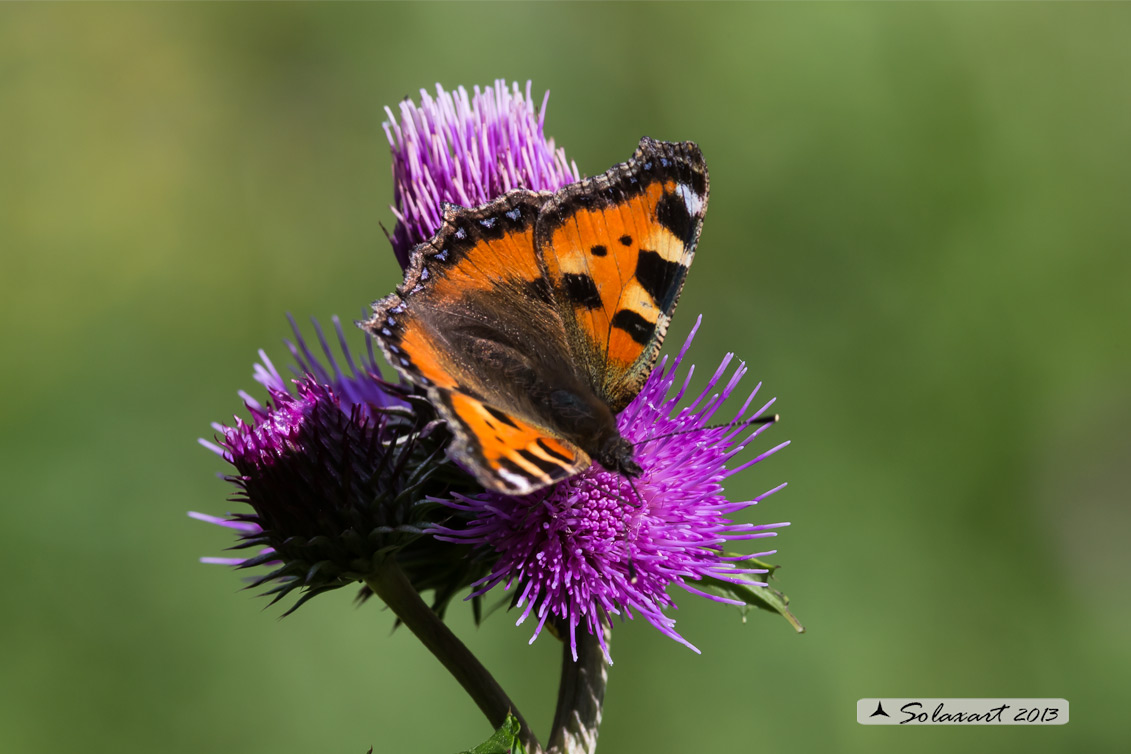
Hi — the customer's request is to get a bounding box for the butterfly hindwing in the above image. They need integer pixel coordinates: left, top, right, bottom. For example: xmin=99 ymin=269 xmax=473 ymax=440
xmin=536 ymin=138 xmax=709 ymax=411
xmin=434 ymin=389 xmax=589 ymax=495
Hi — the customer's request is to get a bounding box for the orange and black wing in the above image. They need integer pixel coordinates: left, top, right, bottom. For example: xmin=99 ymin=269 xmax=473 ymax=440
xmin=366 ymin=191 xmax=590 ymax=495
xmin=432 ymin=389 xmax=589 ymax=495
xmin=535 ymin=138 xmax=709 ymax=412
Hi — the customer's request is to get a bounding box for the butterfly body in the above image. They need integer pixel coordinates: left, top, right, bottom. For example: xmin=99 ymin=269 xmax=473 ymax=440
xmin=367 ymin=138 xmax=708 ymax=495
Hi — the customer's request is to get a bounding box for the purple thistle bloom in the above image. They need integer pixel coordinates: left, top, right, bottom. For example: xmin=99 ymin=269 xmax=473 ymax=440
xmin=384 ymin=80 xmax=580 ymax=267
xmin=197 ymin=314 xmax=402 ymax=471
xmin=432 ymin=318 xmax=790 ymax=661
xmin=193 ymin=317 xmax=482 ymax=611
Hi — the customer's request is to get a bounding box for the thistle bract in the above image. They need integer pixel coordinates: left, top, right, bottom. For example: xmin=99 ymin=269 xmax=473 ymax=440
xmin=194 ymin=317 xmax=483 ymax=613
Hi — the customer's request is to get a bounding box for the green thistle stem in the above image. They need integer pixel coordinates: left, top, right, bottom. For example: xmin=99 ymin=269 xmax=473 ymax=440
xmin=547 ymin=626 xmax=609 ymax=754
xmin=365 ymin=558 xmax=541 ymax=754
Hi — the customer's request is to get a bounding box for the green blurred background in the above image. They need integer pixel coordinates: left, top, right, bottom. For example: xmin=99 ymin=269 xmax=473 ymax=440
xmin=2 ymin=3 xmax=1128 ymax=753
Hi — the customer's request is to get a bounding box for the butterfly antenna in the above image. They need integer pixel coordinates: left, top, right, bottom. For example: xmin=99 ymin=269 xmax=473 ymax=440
xmin=626 ymin=475 xmax=646 ymax=509
xmin=636 ymin=413 xmax=779 ymax=446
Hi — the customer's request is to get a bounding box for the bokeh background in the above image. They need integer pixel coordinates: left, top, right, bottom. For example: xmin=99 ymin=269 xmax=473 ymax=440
xmin=3 ymin=3 xmax=1128 ymax=753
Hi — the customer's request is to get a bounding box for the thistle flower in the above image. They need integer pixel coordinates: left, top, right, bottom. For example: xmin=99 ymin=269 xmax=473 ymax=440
xmin=194 ymin=317 xmax=484 ymax=613
xmin=384 ymin=79 xmax=580 ymax=267
xmin=432 ymin=318 xmax=790 ymax=661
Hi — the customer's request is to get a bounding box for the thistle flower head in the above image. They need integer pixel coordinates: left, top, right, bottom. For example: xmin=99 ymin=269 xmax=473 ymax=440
xmin=432 ymin=318 xmax=790 ymax=661
xmin=384 ymin=79 xmax=580 ymax=267
xmin=194 ymin=317 xmax=483 ymax=612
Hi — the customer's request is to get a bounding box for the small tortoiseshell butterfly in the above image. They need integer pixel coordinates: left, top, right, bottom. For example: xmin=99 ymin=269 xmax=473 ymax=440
xmin=366 ymin=137 xmax=709 ymax=495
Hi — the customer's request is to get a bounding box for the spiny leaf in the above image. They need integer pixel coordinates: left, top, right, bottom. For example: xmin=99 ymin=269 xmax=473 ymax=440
xmin=699 ymin=554 xmax=805 ymax=633
xmin=456 ymin=713 xmax=524 ymax=754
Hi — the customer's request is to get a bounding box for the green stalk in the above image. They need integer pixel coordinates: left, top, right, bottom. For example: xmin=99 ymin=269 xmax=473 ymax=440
xmin=547 ymin=626 xmax=609 ymax=754
xmin=365 ymin=558 xmax=541 ymax=754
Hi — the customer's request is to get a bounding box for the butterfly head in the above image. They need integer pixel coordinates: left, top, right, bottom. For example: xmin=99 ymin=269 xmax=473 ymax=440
xmin=595 ymin=433 xmax=643 ymax=479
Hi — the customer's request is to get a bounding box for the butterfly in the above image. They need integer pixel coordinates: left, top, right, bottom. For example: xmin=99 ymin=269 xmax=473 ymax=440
xmin=366 ymin=137 xmax=709 ymax=495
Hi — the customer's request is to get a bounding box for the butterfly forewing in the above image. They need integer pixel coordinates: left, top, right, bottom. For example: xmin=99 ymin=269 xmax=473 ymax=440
xmin=371 ymin=192 xmax=549 ymax=395
xmin=369 ymin=191 xmax=588 ymax=493
xmin=536 ymin=138 xmax=708 ymax=411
